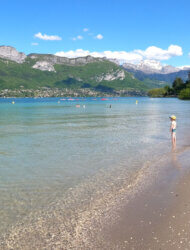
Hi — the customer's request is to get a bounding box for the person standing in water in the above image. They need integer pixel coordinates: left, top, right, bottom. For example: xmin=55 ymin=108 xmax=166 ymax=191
xmin=169 ymin=115 xmax=177 ymax=149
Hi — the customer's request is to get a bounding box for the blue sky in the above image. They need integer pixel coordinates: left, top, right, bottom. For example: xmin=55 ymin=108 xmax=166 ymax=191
xmin=0 ymin=0 xmax=189 ymax=66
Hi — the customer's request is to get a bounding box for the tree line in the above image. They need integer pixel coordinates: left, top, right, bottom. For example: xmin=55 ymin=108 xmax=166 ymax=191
xmin=148 ymin=76 xmax=190 ymax=100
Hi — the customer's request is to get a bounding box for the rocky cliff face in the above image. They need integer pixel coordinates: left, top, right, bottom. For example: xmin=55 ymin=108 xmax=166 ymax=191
xmin=0 ymin=45 xmax=105 ymax=69
xmin=28 ymin=54 xmax=103 ymax=66
xmin=95 ymin=69 xmax=125 ymax=82
xmin=0 ymin=46 xmax=26 ymax=63
xmin=107 ymin=58 xmax=120 ymax=65
xmin=32 ymin=61 xmax=56 ymax=72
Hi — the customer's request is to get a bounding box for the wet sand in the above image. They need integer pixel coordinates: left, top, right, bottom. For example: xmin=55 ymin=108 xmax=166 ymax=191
xmin=103 ymin=149 xmax=190 ymax=249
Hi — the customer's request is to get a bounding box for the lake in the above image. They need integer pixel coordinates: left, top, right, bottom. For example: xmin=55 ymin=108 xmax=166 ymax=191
xmin=0 ymin=97 xmax=190 ymax=247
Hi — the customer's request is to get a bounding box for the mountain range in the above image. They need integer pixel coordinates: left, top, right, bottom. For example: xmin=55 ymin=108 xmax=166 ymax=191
xmin=122 ymin=60 xmax=190 ymax=84
xmin=0 ymin=46 xmax=189 ymax=97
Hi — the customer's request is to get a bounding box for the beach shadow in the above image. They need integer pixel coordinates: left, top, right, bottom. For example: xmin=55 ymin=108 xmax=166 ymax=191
xmin=171 ymin=149 xmax=181 ymax=170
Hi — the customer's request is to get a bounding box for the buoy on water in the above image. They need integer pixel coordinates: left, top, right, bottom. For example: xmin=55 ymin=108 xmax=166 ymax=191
xmin=12 ymin=101 xmax=15 ymax=104
xmin=136 ymin=100 xmax=138 ymax=104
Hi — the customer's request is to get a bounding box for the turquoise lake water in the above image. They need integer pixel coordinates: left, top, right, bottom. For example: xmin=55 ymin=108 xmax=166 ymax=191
xmin=0 ymin=97 xmax=190 ymax=238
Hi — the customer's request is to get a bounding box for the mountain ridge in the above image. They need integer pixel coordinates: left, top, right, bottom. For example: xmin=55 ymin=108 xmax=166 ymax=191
xmin=123 ymin=60 xmax=182 ymax=74
xmin=0 ymin=45 xmax=26 ymax=63
xmin=122 ymin=60 xmax=190 ymax=84
xmin=0 ymin=46 xmax=157 ymax=96
xmin=0 ymin=45 xmax=189 ymax=97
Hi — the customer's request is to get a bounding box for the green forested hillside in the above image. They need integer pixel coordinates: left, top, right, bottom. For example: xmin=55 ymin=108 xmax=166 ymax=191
xmin=0 ymin=57 xmax=164 ymax=95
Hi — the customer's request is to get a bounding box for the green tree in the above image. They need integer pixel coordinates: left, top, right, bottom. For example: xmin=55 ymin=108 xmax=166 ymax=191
xmin=185 ymin=80 xmax=190 ymax=88
xmin=163 ymin=85 xmax=174 ymax=96
xmin=172 ymin=78 xmax=185 ymax=94
xmin=178 ymin=88 xmax=190 ymax=100
xmin=148 ymin=88 xmax=167 ymax=97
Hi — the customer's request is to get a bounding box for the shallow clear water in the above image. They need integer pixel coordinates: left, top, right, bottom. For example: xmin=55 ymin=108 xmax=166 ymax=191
xmin=0 ymin=97 xmax=190 ymax=236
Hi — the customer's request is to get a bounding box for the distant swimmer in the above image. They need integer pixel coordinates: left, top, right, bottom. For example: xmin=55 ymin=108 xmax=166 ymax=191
xmin=83 ymin=105 xmax=86 ymax=108
xmin=109 ymin=104 xmax=111 ymax=108
xmin=169 ymin=115 xmax=177 ymax=149
xmin=76 ymin=104 xmax=80 ymax=108
xmin=136 ymin=100 xmax=138 ymax=104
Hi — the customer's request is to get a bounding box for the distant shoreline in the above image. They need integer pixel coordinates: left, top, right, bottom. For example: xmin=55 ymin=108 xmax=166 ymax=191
xmin=0 ymin=88 xmax=147 ymax=98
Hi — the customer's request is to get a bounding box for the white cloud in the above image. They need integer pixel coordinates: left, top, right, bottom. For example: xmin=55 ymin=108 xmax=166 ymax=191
xmin=31 ymin=42 xmax=38 ymax=46
xmin=34 ymin=32 xmax=62 ymax=41
xmin=55 ymin=45 xmax=183 ymax=64
xmin=177 ymin=65 xmax=190 ymax=70
xmin=135 ymin=45 xmax=182 ymax=61
xmin=77 ymin=35 xmax=83 ymax=40
xmin=72 ymin=35 xmax=83 ymax=41
xmin=95 ymin=34 xmax=103 ymax=40
xmin=83 ymin=28 xmax=88 ymax=32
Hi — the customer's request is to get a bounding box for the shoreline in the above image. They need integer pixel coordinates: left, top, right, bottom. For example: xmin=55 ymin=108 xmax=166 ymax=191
xmin=0 ymin=95 xmax=147 ymax=99
xmin=0 ymin=152 xmax=166 ymax=249
xmin=1 ymin=146 xmax=190 ymax=249
xmin=0 ymin=88 xmax=147 ymax=98
xmin=102 ymin=147 xmax=190 ymax=249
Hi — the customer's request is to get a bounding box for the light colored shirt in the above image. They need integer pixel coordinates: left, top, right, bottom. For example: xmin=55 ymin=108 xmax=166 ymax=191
xmin=171 ymin=121 xmax=176 ymax=130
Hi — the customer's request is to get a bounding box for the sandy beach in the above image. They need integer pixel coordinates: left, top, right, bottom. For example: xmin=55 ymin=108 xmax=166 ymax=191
xmin=103 ymin=148 xmax=190 ymax=249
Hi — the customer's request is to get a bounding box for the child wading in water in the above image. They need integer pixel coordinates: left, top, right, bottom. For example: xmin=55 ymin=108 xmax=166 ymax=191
xmin=169 ymin=115 xmax=177 ymax=149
